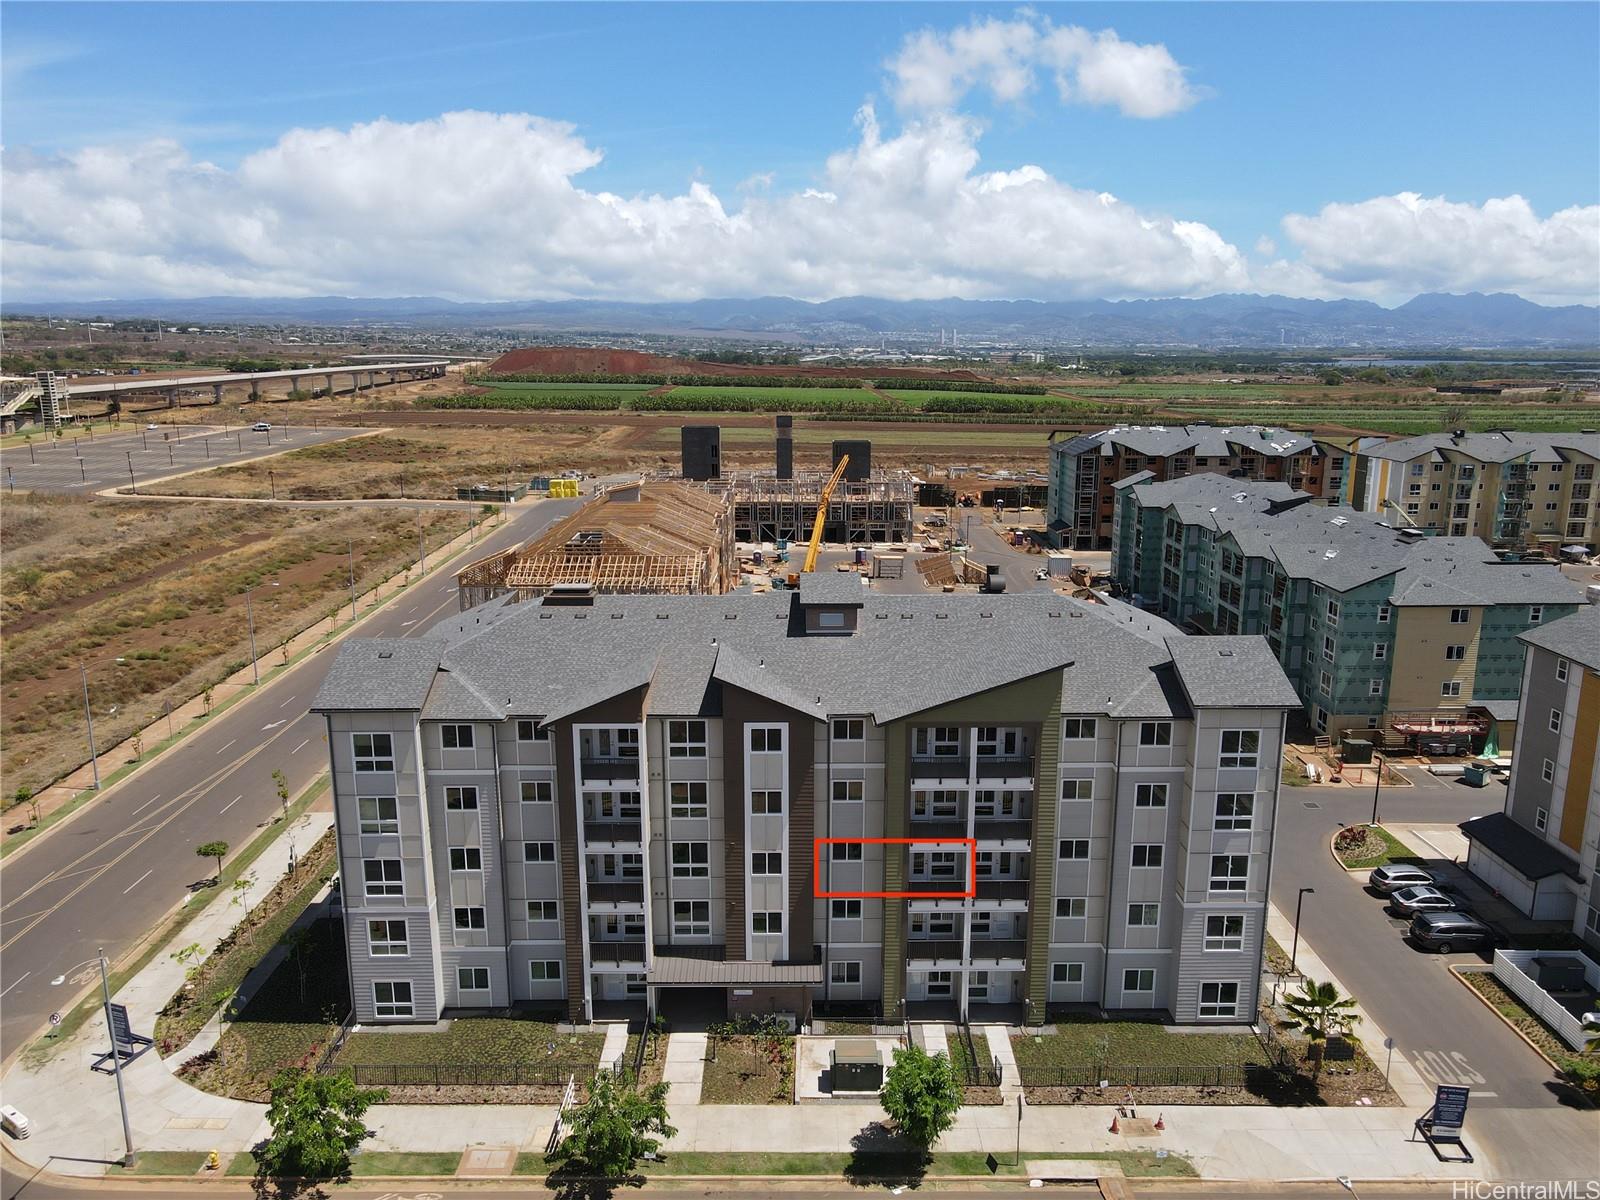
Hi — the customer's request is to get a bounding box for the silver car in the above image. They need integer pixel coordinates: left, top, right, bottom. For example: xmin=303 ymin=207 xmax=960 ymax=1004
xmin=1387 ymin=885 xmax=1457 ymax=917
xmin=1369 ymin=865 xmax=1436 ymax=894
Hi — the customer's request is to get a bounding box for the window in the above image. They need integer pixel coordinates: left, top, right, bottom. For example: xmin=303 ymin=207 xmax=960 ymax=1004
xmin=523 ymin=842 xmax=556 ymax=863
xmin=1373 ymin=642 xmax=1387 ymax=661
xmin=1063 ymin=717 xmax=1098 ymax=739
xmin=1377 ymin=604 xmax=1391 ymax=623
xmin=528 ymin=900 xmax=558 ymax=922
xmin=444 ymin=786 xmax=478 ymax=811
xmin=1587 ymin=906 xmax=1600 ymax=939
xmin=832 ymin=719 xmax=865 ymax=741
xmin=1320 ymin=670 xmax=1333 ymax=696
xmin=515 ymin=719 xmax=550 ymax=742
xmin=751 ymin=911 xmax=783 ymax=934
xmin=749 ymin=727 xmax=783 ymax=753
xmin=358 ymin=796 xmax=398 ymax=835
xmin=1210 ymin=854 xmax=1249 ymax=892
xmin=671 ymin=842 xmax=710 ymax=877
xmin=1205 ymin=914 xmax=1245 ymax=951
xmin=1131 ymin=844 xmax=1163 ymax=869
xmin=529 ymin=960 xmax=562 ymax=982
xmin=458 ymin=967 xmax=490 ymax=992
xmin=1139 ymin=722 xmax=1172 ymax=747
xmin=448 ymin=847 xmax=482 ymax=872
xmin=1449 ymin=608 xmax=1471 ymax=624
xmin=751 ymin=852 xmax=783 ymax=875
xmin=368 ymin=919 xmax=407 ymax=956
xmin=831 ymin=841 xmax=863 ymax=862
xmin=1127 ymin=902 xmax=1159 ymax=927
xmin=1542 ymin=758 xmax=1555 ymax=783
xmin=520 ymin=779 xmax=553 ymax=804
xmin=453 ymin=906 xmax=486 ymax=930
xmin=673 ymin=900 xmax=711 ymax=937
xmin=1052 ymin=962 xmax=1084 ymax=984
xmin=363 ymin=858 xmax=402 ymax=896
xmin=1529 ymin=606 xmax=1544 ymax=624
xmin=914 ymin=726 xmax=962 ymax=757
xmin=1055 ymin=897 xmax=1086 ymax=918
xmin=1445 ymin=645 xmax=1466 ymax=662
xmin=1322 ymin=635 xmax=1336 ymax=663
xmin=1058 ymin=839 xmax=1090 ymax=860
xmin=669 ymin=781 xmax=708 ymax=818
xmin=1325 ymin=598 xmax=1341 ymax=626
xmin=1219 ymin=730 xmax=1260 ymax=769
xmin=1062 ymin=779 xmax=1093 ymax=801
xmin=353 ymin=732 xmax=394 ymax=772
xmin=831 ymin=961 xmax=862 ymax=985
xmin=832 ymin=779 xmax=863 ymax=803
xmin=923 ymin=970 xmax=954 ymax=997
xmin=668 ymin=720 xmax=707 ymax=758
xmin=1135 ymin=783 xmax=1168 ymax=808
xmin=1215 ymin=793 xmax=1254 ymax=830
xmin=915 ymin=850 xmax=960 ymax=878
xmin=1535 ymin=807 xmax=1548 ymax=833
xmin=441 ymin=724 xmax=474 ymax=750
xmin=1369 ymin=679 xmax=1385 ymax=696
xmin=751 ymin=790 xmax=784 ymax=814
xmin=373 ymin=981 xmax=412 ymax=1018
xmin=1441 ymin=681 xmax=1463 ymax=698
xmin=1199 ymin=981 xmax=1240 ymax=1018
xmin=1122 ymin=969 xmax=1155 ymax=995
xmin=831 ymin=899 xmax=862 ymax=920
xmin=1549 ymin=709 xmax=1563 ymax=734
xmin=1557 ymin=657 xmax=1570 ymax=682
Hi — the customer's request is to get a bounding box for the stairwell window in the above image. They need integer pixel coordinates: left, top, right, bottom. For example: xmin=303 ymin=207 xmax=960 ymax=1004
xmin=1373 ymin=642 xmax=1387 ymax=661
xmin=441 ymin=724 xmax=474 ymax=750
xmin=1127 ymin=903 xmax=1159 ymax=927
xmin=1557 ymin=658 xmax=1570 ymax=682
xmin=831 ymin=899 xmax=862 ymax=920
xmin=751 ymin=790 xmax=784 ymax=814
xmin=1542 ymin=758 xmax=1555 ymax=783
xmin=1131 ymin=844 xmax=1163 ymax=869
xmin=515 ymin=719 xmax=550 ymax=742
xmin=363 ymin=858 xmax=403 ymax=897
xmin=457 ymin=967 xmax=490 ymax=993
xmin=1377 ymin=605 xmax=1391 ymax=623
xmin=529 ymin=961 xmax=562 ymax=981
xmin=1445 ymin=645 xmax=1466 ymax=662
xmin=831 ymin=842 xmax=863 ymax=862
xmin=673 ymin=900 xmax=711 ymax=937
xmin=1549 ymin=709 xmax=1564 ymax=734
xmin=1138 ymin=722 xmax=1172 ymax=747
xmin=749 ymin=727 xmax=783 ymax=753
xmin=1055 ymin=897 xmax=1087 ymax=918
xmin=520 ymin=780 xmax=553 ymax=804
xmin=1219 ymin=730 xmax=1260 ymax=769
xmin=831 ymin=961 xmax=862 ymax=985
xmin=668 ymin=720 xmax=707 ymax=758
xmin=1062 ymin=779 xmax=1093 ymax=801
xmin=353 ymin=733 xmax=394 ymax=773
xmin=1122 ymin=969 xmax=1155 ymax=997
xmin=1449 ymin=608 xmax=1471 ymax=624
xmin=1058 ymin=839 xmax=1090 ymax=860
xmin=1210 ymin=854 xmax=1249 ymax=893
xmin=832 ymin=780 xmax=864 ymax=803
xmin=448 ymin=847 xmax=482 ymax=872
xmin=1215 ymin=793 xmax=1254 ymax=830
xmin=523 ymin=842 xmax=556 ymax=863
xmin=751 ymin=852 xmax=783 ymax=875
xmin=1063 ymin=718 xmax=1098 ymax=739
xmin=358 ymin=796 xmax=398 ymax=835
xmin=528 ymin=900 xmax=558 ymax=922
xmin=1204 ymin=914 xmax=1245 ymax=951
xmin=1135 ymin=783 xmax=1168 ymax=807
xmin=672 ymin=842 xmax=710 ymax=878
xmin=1441 ymin=681 xmax=1463 ymax=698
xmin=670 ymin=782 xmax=708 ymax=819
xmin=452 ymin=907 xmax=486 ymax=930
xmin=444 ymin=786 xmax=478 ymax=811
xmin=832 ymin=719 xmax=866 ymax=741
xmin=751 ymin=911 xmax=783 ymax=934
xmin=1535 ymin=807 xmax=1548 ymax=833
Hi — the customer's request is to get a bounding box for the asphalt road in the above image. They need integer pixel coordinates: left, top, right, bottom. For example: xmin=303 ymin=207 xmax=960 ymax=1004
xmin=0 ymin=493 xmax=586 ymax=1061
xmin=0 ymin=423 xmax=363 ymax=494
xmin=1271 ymin=768 xmax=1600 ymax=1181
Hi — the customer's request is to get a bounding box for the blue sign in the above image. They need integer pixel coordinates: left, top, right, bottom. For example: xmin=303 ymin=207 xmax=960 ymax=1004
xmin=1433 ymin=1084 xmax=1470 ymax=1133
xmin=108 ymin=1002 xmax=134 ymax=1050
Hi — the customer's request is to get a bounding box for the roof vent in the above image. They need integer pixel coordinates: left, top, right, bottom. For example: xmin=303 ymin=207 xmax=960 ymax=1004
xmin=610 ymin=612 xmax=623 ymax=620
xmin=900 ymin=612 xmax=913 ymax=619
xmin=377 ymin=650 xmax=393 ymax=660
xmin=657 ymin=613 xmax=669 ymax=620
xmin=1218 ymin=648 xmax=1234 ymax=657
xmin=1069 ymin=610 xmax=1084 ymax=618
xmin=725 ymin=612 xmax=738 ymax=619
xmin=934 ymin=613 xmax=948 ymax=620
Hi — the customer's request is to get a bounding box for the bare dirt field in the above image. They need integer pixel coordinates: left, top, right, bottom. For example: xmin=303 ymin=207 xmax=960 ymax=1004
xmin=0 ymin=494 xmax=474 ymax=799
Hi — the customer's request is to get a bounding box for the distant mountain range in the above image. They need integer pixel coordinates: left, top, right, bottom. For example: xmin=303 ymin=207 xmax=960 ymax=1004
xmin=8 ymin=291 xmax=1598 ymax=349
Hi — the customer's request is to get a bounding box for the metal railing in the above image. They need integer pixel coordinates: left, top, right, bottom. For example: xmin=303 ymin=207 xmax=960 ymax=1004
xmin=314 ymin=1010 xmax=356 ymax=1076
xmin=346 ymin=1061 xmax=602 ymax=1088
xmin=1016 ymin=1062 xmax=1264 ymax=1089
xmin=955 ymin=1022 xmax=1002 ymax=1086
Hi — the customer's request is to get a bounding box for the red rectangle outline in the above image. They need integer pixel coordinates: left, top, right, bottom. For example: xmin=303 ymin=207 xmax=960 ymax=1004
xmin=813 ymin=837 xmax=977 ymax=899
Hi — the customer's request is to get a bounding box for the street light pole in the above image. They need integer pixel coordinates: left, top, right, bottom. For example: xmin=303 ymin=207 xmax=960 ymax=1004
xmin=97 ymin=947 xmax=137 ymax=1167
xmin=1289 ymin=886 xmax=1315 ymax=977
xmin=80 ymin=663 xmax=101 ymax=790
xmin=1370 ymin=754 xmax=1383 ymax=827
xmin=244 ymin=589 xmax=259 ymax=684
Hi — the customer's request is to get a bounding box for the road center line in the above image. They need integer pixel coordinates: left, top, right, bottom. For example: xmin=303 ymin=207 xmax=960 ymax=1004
xmin=122 ymin=869 xmax=153 ymax=894
xmin=0 ymin=971 xmax=31 ymax=999
xmin=291 ymin=738 xmax=309 ymax=754
xmin=129 ymin=793 xmax=163 ymax=815
xmin=218 ymin=795 xmax=242 ymax=814
xmin=215 ymin=738 xmax=236 ymax=754
xmin=279 ymin=695 xmax=295 ymax=707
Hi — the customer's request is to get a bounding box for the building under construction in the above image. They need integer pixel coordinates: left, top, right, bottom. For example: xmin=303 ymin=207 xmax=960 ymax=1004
xmin=456 ymin=480 xmax=736 ymax=609
xmin=674 ymin=421 xmax=915 ymax=544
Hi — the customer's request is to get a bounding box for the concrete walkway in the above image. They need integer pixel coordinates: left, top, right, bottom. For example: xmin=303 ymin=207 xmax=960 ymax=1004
xmin=662 ymin=1030 xmax=707 ymax=1108
xmin=981 ymin=1023 xmax=1024 ymax=1103
xmin=918 ymin=1022 xmax=950 ymax=1058
xmin=598 ymin=1022 xmax=630 ymax=1074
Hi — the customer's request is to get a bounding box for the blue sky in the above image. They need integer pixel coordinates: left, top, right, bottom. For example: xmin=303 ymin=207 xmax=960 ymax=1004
xmin=3 ymin=3 xmax=1597 ymax=303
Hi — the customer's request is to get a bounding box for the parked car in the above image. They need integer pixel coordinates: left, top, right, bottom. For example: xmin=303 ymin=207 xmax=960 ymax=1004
xmin=251 ymin=421 xmax=272 ymax=432
xmin=1409 ymin=911 xmax=1495 ymax=953
xmin=1387 ymin=885 xmax=1458 ymax=917
xmin=1369 ymin=865 xmax=1436 ymax=894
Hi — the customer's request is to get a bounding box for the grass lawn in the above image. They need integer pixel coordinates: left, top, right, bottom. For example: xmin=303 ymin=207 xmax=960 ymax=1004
xmin=1459 ymin=969 xmax=1571 ymax=1063
xmin=515 ymin=1149 xmax=1193 ymax=1179
xmin=942 ymin=1025 xmax=1002 ymax=1104
xmin=349 ymin=1151 xmax=463 ymax=1176
xmin=698 ymin=1033 xmax=794 ymax=1104
xmin=335 ymin=1017 xmax=603 ymax=1077
xmin=108 ymin=1151 xmax=209 ymax=1176
xmin=1012 ymin=1018 xmax=1267 ymax=1075
xmin=1333 ymin=824 xmax=1422 ymax=870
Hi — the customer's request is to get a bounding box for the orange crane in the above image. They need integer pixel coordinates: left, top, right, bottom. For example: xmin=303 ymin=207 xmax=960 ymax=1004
xmin=786 ymin=455 xmax=850 ymax=587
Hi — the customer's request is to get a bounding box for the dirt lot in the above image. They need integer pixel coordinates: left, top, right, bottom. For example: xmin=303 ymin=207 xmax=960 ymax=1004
xmin=0 ymin=494 xmax=474 ymax=799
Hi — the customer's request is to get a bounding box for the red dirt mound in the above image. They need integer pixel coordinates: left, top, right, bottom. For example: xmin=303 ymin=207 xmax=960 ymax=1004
xmin=486 ymin=346 xmax=989 ymax=383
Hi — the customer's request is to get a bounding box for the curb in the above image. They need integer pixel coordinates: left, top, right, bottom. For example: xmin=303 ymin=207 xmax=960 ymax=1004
xmin=1448 ymin=964 xmax=1567 ymax=1073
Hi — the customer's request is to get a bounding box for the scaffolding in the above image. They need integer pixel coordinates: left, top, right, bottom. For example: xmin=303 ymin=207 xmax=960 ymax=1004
xmin=676 ymin=470 xmax=915 ymax=545
xmin=456 ymin=481 xmax=736 ymax=608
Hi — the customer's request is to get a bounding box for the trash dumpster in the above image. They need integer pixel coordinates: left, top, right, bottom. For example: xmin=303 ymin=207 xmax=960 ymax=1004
xmin=1462 ymin=763 xmax=1488 ymax=787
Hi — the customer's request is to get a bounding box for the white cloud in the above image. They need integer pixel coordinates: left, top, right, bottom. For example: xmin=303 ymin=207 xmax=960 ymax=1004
xmin=1279 ymin=192 xmax=1600 ymax=304
xmin=887 ymin=14 xmax=1201 ymax=119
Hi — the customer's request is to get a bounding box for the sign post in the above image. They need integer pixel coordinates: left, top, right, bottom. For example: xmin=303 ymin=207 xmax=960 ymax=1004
xmin=1414 ymin=1084 xmax=1473 ymax=1162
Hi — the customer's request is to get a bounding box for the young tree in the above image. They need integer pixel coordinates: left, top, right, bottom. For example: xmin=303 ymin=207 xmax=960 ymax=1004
xmin=272 ymin=769 xmax=291 ymax=821
xmin=15 ymin=785 xmax=38 ymax=828
xmin=255 ymin=1068 xmax=386 ymax=1183
xmin=1282 ymin=978 xmax=1361 ymax=1078
xmin=879 ymin=1044 xmax=963 ymax=1149
xmin=171 ymin=942 xmax=206 ymax=982
xmin=202 ymin=685 xmax=215 ymax=716
xmin=196 ymin=840 xmax=229 ymax=882
xmin=550 ymin=1069 xmax=675 ymax=1180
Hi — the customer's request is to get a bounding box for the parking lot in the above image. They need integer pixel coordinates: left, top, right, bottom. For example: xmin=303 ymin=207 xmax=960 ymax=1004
xmin=0 ymin=422 xmax=365 ymax=494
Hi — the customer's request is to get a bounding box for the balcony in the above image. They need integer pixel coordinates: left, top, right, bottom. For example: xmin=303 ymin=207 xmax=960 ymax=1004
xmin=975 ymin=878 xmax=1030 ymax=901
xmin=584 ymin=816 xmax=642 ymax=846
xmin=586 ymin=880 xmax=645 ymax=906
xmin=975 ymin=755 xmax=1034 ymax=781
xmin=581 ymin=755 xmax=640 ymax=783
xmin=973 ymin=815 xmax=1032 ymax=842
xmin=909 ymin=814 xmax=967 ymax=838
xmin=969 ymin=938 xmax=1027 ymax=963
xmin=906 ymin=876 xmax=969 ymax=895
xmin=589 ymin=940 xmax=647 ymax=965
xmin=911 ymin=755 xmax=969 ymax=782
xmin=906 ymin=939 xmax=964 ymax=963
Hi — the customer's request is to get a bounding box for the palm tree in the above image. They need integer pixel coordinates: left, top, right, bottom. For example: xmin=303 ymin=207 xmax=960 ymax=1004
xmin=1282 ymin=978 xmax=1361 ymax=1079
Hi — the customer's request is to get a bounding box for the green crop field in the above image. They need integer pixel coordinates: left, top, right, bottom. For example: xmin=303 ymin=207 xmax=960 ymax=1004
xmin=1163 ymin=402 xmax=1599 ymax=434
xmin=475 ymin=379 xmax=656 ymax=392
xmin=1058 ymin=382 xmax=1335 ymax=401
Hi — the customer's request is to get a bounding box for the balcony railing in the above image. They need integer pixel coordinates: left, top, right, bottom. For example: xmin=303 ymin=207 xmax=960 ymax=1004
xmin=905 ymin=938 xmax=964 ymax=962
xmin=973 ymin=816 xmax=1032 ymax=842
xmin=908 ymin=815 xmax=967 ymax=838
xmin=975 ymin=878 xmax=1030 ymax=901
xmin=584 ymin=817 xmax=642 ymax=846
xmin=588 ymin=940 xmax=647 ymax=965
xmin=581 ymin=755 xmax=640 ymax=782
xmin=910 ymin=755 xmax=969 ymax=781
xmin=969 ymin=938 xmax=1027 ymax=962
xmin=906 ymin=876 xmax=969 ymax=894
xmin=975 ymin=755 xmax=1034 ymax=780
xmin=586 ymin=880 xmax=645 ymax=905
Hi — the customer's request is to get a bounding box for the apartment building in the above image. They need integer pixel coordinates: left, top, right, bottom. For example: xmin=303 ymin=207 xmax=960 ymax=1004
xmin=1462 ymin=606 xmax=1600 ymax=951
xmin=1110 ymin=473 xmax=1585 ymax=740
xmin=1047 ymin=424 xmax=1348 ymax=550
xmin=312 ymin=576 xmax=1300 ymax=1028
xmin=1352 ymin=430 xmax=1599 ymax=549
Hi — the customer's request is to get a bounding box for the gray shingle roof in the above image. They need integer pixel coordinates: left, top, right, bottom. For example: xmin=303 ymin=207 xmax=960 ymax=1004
xmin=1164 ymin=637 xmax=1304 ymax=709
xmin=1052 ymin=424 xmax=1324 ymax=462
xmin=1518 ymin=605 xmax=1600 ymax=671
xmin=1361 ymin=431 xmax=1599 ymax=465
xmin=796 ymin=570 xmax=869 ymax=606
xmin=313 ymin=640 xmax=442 ymax=712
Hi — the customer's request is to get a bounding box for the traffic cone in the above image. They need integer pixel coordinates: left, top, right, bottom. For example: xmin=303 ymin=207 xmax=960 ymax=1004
xmin=1155 ymin=1113 xmax=1165 ymax=1131
xmin=1109 ymin=1114 xmax=1120 ymax=1134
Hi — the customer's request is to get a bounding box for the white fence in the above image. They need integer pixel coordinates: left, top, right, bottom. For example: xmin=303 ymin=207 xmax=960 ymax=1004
xmin=1491 ymin=949 xmax=1600 ymax=1052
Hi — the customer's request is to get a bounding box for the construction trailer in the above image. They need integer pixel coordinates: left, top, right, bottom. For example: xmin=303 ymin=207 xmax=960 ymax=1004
xmin=455 ymin=480 xmax=736 ymax=608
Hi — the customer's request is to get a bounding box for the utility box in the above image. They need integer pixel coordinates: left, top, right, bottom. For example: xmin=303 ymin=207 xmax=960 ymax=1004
xmin=1046 ymin=553 xmax=1073 ymax=576
xmin=831 ymin=1039 xmax=884 ymax=1094
xmin=1341 ymin=737 xmax=1373 ymax=765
